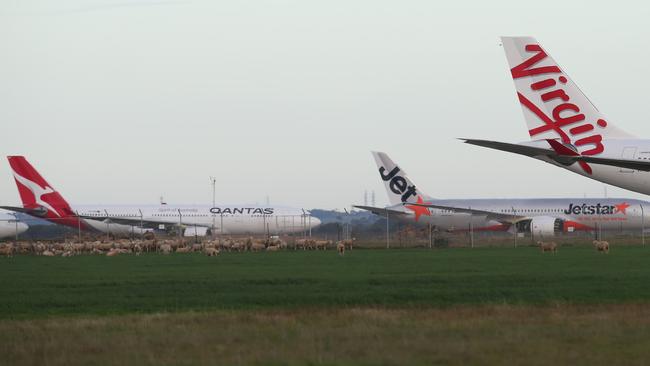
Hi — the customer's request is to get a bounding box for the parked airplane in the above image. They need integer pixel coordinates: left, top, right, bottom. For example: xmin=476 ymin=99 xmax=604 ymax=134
xmin=1 ymin=156 xmax=320 ymax=237
xmin=463 ymin=36 xmax=650 ymax=195
xmin=0 ymin=210 xmax=28 ymax=239
xmin=355 ymin=152 xmax=650 ymax=237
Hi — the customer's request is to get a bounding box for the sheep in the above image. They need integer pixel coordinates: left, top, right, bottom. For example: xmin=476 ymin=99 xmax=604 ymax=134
xmin=192 ymin=243 xmax=203 ymax=252
xmin=337 ymin=242 xmax=345 ymax=256
xmin=71 ymin=243 xmax=87 ymax=254
xmin=42 ymin=250 xmax=55 ymax=257
xmin=266 ymin=245 xmax=280 ymax=252
xmin=314 ymin=240 xmax=331 ymax=251
xmin=340 ymin=238 xmax=355 ymax=250
xmin=18 ymin=243 xmax=33 ymax=254
xmin=134 ymin=243 xmax=143 ymax=256
xmin=593 ymin=240 xmax=610 ymax=253
xmin=204 ymin=248 xmax=220 ymax=257
xmin=250 ymin=243 xmax=266 ymax=252
xmin=294 ymin=239 xmax=308 ymax=250
xmin=538 ymin=241 xmax=557 ymax=254
xmin=34 ymin=243 xmax=46 ymax=255
xmin=106 ymin=249 xmax=120 ymax=257
xmin=160 ymin=244 xmax=172 ymax=255
xmin=175 ymin=246 xmax=192 ymax=254
xmin=96 ymin=243 xmax=113 ymax=251
xmin=230 ymin=242 xmax=246 ymax=252
xmin=0 ymin=245 xmax=13 ymax=257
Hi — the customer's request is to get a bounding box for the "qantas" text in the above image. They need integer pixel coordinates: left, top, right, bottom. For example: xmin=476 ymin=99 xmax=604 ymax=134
xmin=210 ymin=207 xmax=274 ymax=215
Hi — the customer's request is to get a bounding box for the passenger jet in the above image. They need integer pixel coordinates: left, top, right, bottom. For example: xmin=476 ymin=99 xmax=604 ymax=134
xmin=355 ymin=152 xmax=650 ymax=237
xmin=463 ymin=36 xmax=650 ymax=195
xmin=1 ymin=156 xmax=320 ymax=237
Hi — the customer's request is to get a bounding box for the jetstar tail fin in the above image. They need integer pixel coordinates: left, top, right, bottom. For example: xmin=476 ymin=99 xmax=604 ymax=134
xmin=371 ymin=152 xmax=428 ymax=206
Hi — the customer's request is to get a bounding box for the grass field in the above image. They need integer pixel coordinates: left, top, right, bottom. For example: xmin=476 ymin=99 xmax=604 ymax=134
xmin=2 ymin=245 xmax=650 ymax=365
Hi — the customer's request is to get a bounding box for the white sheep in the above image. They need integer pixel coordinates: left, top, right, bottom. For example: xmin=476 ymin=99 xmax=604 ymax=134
xmin=537 ymin=241 xmax=557 ymax=254
xmin=337 ymin=242 xmax=345 ymax=256
xmin=593 ymin=240 xmax=610 ymax=253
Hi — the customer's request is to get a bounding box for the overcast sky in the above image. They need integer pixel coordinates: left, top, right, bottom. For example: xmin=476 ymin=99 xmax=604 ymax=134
xmin=1 ymin=0 xmax=649 ymax=209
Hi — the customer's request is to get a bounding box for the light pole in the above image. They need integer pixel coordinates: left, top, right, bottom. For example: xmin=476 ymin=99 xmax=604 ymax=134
xmin=178 ymin=209 xmax=183 ymax=244
xmin=469 ymin=206 xmax=474 ymax=249
xmin=104 ymin=209 xmax=110 ymax=241
xmin=220 ymin=212 xmax=224 ymax=237
xmin=512 ymin=206 xmax=517 ymax=248
xmin=210 ymin=176 xmax=217 ymax=238
xmin=139 ymin=209 xmax=143 ymax=240
xmin=385 ymin=208 xmax=390 ymax=249
xmin=641 ymin=204 xmax=645 ymax=247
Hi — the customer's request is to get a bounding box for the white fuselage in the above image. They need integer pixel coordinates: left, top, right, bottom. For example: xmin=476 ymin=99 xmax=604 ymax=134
xmin=388 ymin=197 xmax=649 ymax=235
xmin=528 ymin=139 xmax=650 ymax=196
xmin=73 ymin=204 xmax=320 ymax=236
xmin=0 ymin=212 xmax=28 ymax=239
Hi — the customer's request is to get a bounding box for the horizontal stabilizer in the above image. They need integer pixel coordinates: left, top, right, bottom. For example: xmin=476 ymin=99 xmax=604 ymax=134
xmin=461 ymin=138 xmax=555 ymax=158
xmin=0 ymin=206 xmax=31 ymax=214
xmin=462 ymin=138 xmax=650 ymax=172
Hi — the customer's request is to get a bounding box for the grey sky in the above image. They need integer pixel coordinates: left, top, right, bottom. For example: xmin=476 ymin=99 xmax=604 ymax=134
xmin=1 ymin=0 xmax=649 ymax=209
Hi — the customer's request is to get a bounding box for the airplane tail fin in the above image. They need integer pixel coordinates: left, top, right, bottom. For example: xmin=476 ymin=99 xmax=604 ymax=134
xmin=371 ymin=152 xmax=428 ymax=206
xmin=7 ymin=156 xmax=74 ymax=218
xmin=501 ymin=36 xmax=634 ymax=152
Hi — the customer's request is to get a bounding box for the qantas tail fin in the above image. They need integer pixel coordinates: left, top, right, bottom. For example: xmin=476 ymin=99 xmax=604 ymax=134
xmin=501 ymin=36 xmax=634 ymax=152
xmin=371 ymin=152 xmax=428 ymax=206
xmin=7 ymin=156 xmax=74 ymax=218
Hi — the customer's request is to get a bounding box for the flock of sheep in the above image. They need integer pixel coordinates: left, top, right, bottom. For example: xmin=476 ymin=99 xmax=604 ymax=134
xmin=0 ymin=237 xmax=615 ymax=257
xmin=537 ymin=240 xmax=610 ymax=254
xmin=0 ymin=237 xmax=357 ymax=257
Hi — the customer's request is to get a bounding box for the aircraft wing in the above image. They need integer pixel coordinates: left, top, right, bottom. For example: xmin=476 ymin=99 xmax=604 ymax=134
xmin=404 ymin=203 xmax=526 ymax=224
xmin=463 ymin=138 xmax=650 ymax=172
xmin=76 ymin=214 xmax=211 ymax=229
xmin=353 ymin=205 xmax=409 ymax=217
xmin=461 ymin=138 xmax=557 ymax=158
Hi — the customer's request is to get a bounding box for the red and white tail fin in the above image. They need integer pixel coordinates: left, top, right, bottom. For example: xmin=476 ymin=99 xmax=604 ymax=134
xmin=501 ymin=37 xmax=635 ymax=155
xmin=7 ymin=156 xmax=74 ymax=219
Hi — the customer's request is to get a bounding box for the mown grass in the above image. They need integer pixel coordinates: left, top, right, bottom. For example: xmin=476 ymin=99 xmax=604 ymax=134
xmin=3 ymin=305 xmax=650 ymax=366
xmin=1 ymin=245 xmax=650 ymax=318
xmin=3 ymin=246 xmax=650 ymax=365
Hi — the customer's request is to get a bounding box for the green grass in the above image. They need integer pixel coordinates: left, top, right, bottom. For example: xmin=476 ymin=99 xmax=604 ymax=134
xmin=4 ymin=246 xmax=650 ymax=365
xmin=1 ymin=245 xmax=650 ymax=318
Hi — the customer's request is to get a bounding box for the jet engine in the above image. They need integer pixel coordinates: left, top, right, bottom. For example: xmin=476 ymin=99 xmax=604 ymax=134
xmin=528 ymin=216 xmax=564 ymax=238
